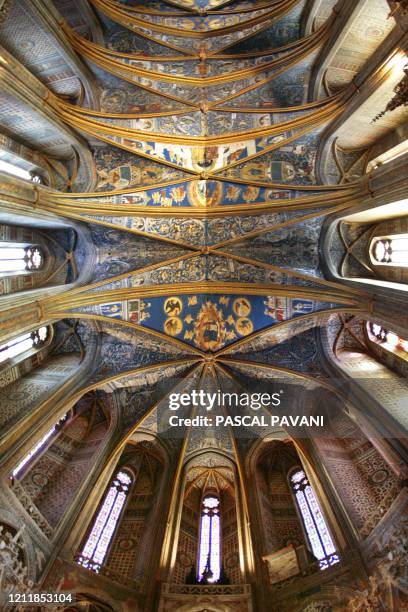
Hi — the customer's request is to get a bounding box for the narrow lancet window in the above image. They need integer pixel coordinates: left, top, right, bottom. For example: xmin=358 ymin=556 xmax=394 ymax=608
xmin=290 ymin=470 xmax=339 ymax=569
xmin=0 ymin=244 xmax=43 ymax=273
xmin=11 ymin=413 xmax=68 ymax=478
xmin=77 ymin=470 xmax=132 ymax=573
xmin=0 ymin=159 xmax=42 ymax=183
xmin=370 ymin=234 xmax=408 ymax=267
xmin=367 ymin=322 xmax=408 ymax=355
xmin=198 ymin=495 xmax=221 ymax=583
xmin=0 ymin=326 xmax=49 ymax=365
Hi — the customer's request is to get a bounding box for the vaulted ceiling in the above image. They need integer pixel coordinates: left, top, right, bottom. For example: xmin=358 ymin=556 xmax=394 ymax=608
xmin=1 ymin=0 xmax=405 ymax=444
xmin=36 ymin=0 xmax=370 ymax=441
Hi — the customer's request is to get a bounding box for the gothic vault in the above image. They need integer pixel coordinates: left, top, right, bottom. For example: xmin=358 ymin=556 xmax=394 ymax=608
xmin=0 ymin=0 xmax=408 ymax=610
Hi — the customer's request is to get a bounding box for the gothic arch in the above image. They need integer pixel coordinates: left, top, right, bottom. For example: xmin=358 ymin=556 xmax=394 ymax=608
xmin=0 ymin=319 xmax=101 ymax=464
xmin=73 ymin=439 xmax=168 ymax=592
xmin=12 ymin=396 xmax=113 ymax=532
xmin=246 ymin=435 xmax=341 ymax=582
xmin=320 ymin=313 xmax=408 ymax=440
xmin=0 ymin=0 xmax=407 ymax=609
xmin=321 ymin=195 xmax=408 ymax=295
xmin=169 ymin=450 xmax=244 ymax=586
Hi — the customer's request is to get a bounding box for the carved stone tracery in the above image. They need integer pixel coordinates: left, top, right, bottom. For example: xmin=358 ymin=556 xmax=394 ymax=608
xmin=0 ymin=523 xmax=31 ymax=603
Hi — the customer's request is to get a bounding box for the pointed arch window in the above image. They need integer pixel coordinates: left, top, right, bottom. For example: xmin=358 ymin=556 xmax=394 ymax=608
xmin=0 ymin=158 xmax=43 ymax=183
xmin=370 ymin=234 xmax=408 ymax=267
xmin=367 ymin=322 xmax=408 ymax=355
xmin=11 ymin=413 xmax=68 ymax=479
xmin=290 ymin=469 xmax=339 ymax=570
xmin=0 ymin=244 xmax=44 ymax=273
xmin=0 ymin=326 xmax=49 ymax=365
xmin=77 ymin=469 xmax=133 ymax=573
xmin=197 ymin=495 xmax=221 ymax=583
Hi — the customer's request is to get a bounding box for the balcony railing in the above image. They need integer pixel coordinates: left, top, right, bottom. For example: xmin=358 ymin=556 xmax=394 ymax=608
xmin=161 ymin=583 xmax=251 ymax=596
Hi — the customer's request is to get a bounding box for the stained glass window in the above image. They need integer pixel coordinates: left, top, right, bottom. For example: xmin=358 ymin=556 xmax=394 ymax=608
xmin=0 ymin=326 xmax=49 ymax=365
xmin=77 ymin=470 xmax=132 ymax=573
xmin=370 ymin=234 xmax=408 ymax=267
xmin=11 ymin=413 xmax=68 ymax=478
xmin=0 ymin=244 xmax=44 ymax=273
xmin=290 ymin=470 xmax=339 ymax=570
xmin=197 ymin=495 xmax=221 ymax=583
xmin=367 ymin=322 xmax=408 ymax=355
